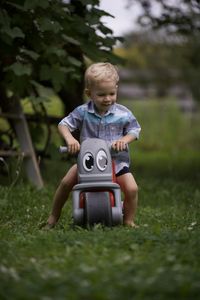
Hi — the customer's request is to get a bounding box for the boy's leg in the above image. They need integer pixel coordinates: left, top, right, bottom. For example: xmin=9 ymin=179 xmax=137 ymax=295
xmin=47 ymin=164 xmax=78 ymax=226
xmin=116 ymin=172 xmax=138 ymax=227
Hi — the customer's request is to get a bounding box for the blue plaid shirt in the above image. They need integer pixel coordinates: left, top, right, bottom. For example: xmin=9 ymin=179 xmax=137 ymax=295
xmin=59 ymin=101 xmax=141 ymax=173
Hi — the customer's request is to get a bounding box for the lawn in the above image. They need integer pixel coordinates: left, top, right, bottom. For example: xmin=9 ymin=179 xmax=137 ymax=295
xmin=0 ymin=98 xmax=200 ymax=300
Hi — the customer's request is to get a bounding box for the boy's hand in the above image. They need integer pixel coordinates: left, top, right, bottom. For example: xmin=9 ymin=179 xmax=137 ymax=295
xmin=66 ymin=137 xmax=80 ymax=154
xmin=112 ymin=140 xmax=127 ymax=152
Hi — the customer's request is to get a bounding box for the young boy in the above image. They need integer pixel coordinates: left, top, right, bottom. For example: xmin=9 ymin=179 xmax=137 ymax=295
xmin=46 ymin=62 xmax=141 ymax=228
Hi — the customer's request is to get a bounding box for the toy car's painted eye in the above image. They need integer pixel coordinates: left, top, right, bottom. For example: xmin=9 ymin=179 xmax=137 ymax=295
xmin=96 ymin=150 xmax=108 ymax=171
xmin=83 ymin=152 xmax=94 ymax=172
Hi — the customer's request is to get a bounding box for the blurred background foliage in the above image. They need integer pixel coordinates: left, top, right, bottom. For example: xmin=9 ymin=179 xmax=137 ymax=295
xmin=0 ymin=0 xmax=200 ymax=185
xmin=119 ymin=0 xmax=200 ymax=102
xmin=0 ymin=0 xmax=123 ymax=115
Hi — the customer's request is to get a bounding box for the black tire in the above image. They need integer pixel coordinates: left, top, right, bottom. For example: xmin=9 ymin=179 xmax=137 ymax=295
xmin=85 ymin=192 xmax=112 ymax=227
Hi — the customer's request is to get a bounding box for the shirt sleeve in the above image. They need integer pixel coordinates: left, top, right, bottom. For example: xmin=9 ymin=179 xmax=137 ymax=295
xmin=59 ymin=106 xmax=83 ymax=132
xmin=124 ymin=112 xmax=141 ymax=139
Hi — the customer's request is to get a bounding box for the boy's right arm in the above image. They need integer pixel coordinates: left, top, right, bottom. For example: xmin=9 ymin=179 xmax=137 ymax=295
xmin=58 ymin=124 xmax=80 ymax=154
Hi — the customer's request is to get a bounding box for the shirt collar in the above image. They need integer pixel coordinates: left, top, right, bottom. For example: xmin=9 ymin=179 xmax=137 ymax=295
xmin=87 ymin=100 xmax=116 ymax=116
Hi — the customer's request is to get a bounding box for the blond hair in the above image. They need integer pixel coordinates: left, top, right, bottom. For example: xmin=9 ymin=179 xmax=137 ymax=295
xmin=84 ymin=62 xmax=119 ymax=88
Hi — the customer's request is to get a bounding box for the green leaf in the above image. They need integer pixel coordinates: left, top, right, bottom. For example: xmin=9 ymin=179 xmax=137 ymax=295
xmin=46 ymin=47 xmax=66 ymax=57
xmin=5 ymin=72 xmax=29 ymax=96
xmin=3 ymin=27 xmax=25 ymax=39
xmin=86 ymin=14 xmax=100 ymax=26
xmin=39 ymin=65 xmax=51 ymax=81
xmin=24 ymin=0 xmax=49 ymax=10
xmin=62 ymin=35 xmax=80 ymax=46
xmin=80 ymin=0 xmax=99 ymax=5
xmin=71 ymin=73 xmax=81 ymax=81
xmin=93 ymin=7 xmax=114 ymax=18
xmin=4 ymin=62 xmax=32 ymax=76
xmin=6 ymin=1 xmax=25 ymax=11
xmin=67 ymin=56 xmax=82 ymax=67
xmin=20 ymin=49 xmax=40 ymax=60
xmin=98 ymin=24 xmax=113 ymax=35
xmin=38 ymin=18 xmax=61 ymax=33
xmin=29 ymin=95 xmax=49 ymax=103
xmin=0 ymin=10 xmax=10 ymax=27
xmin=61 ymin=66 xmax=75 ymax=74
xmin=31 ymin=80 xmax=53 ymax=98
xmin=51 ymin=65 xmax=66 ymax=91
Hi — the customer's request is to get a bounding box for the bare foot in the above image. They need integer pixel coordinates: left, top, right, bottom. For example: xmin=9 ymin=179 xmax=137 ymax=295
xmin=123 ymin=221 xmax=139 ymax=228
xmin=41 ymin=223 xmax=56 ymax=230
xmin=47 ymin=214 xmax=58 ymax=225
xmin=41 ymin=215 xmax=58 ymax=230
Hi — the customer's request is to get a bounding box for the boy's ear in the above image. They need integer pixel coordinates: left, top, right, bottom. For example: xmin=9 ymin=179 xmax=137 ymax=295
xmin=85 ymin=88 xmax=91 ymax=97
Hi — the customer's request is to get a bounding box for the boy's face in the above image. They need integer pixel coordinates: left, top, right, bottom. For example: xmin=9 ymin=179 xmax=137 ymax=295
xmin=85 ymin=80 xmax=118 ymax=115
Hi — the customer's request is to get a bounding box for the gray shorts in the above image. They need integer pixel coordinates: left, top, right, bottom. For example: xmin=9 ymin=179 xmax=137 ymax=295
xmin=116 ymin=166 xmax=130 ymax=177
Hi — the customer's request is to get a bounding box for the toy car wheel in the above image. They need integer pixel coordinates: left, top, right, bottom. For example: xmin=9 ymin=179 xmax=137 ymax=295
xmin=85 ymin=191 xmax=112 ymax=226
xmin=73 ymin=208 xmax=84 ymax=226
xmin=112 ymin=207 xmax=123 ymax=225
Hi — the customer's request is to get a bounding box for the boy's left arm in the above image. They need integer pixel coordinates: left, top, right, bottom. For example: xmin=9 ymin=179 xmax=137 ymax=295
xmin=112 ymin=111 xmax=141 ymax=152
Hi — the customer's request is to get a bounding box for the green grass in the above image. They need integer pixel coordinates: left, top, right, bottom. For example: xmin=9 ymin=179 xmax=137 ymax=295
xmin=0 ymin=178 xmax=199 ymax=300
xmin=0 ymin=98 xmax=200 ymax=299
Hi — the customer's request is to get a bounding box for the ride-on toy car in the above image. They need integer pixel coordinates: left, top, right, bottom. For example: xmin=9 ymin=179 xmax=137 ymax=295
xmin=60 ymin=138 xmax=123 ymax=227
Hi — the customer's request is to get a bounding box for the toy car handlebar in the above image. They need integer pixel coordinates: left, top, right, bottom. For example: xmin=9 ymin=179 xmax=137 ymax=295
xmin=59 ymin=146 xmax=68 ymax=153
xmin=59 ymin=143 xmax=128 ymax=154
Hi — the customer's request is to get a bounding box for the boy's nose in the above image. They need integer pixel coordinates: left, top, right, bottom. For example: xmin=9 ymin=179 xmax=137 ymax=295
xmin=105 ymin=95 xmax=111 ymax=101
